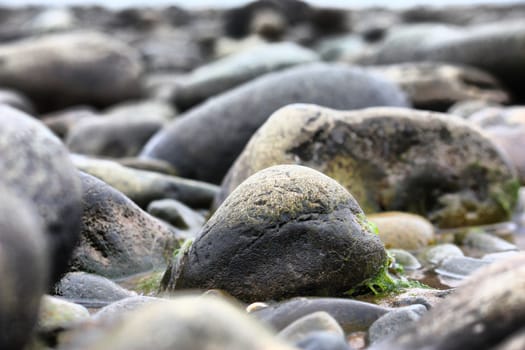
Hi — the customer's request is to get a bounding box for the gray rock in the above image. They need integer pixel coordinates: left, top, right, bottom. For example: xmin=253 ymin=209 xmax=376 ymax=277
xmin=147 ymin=199 xmax=205 ymax=237
xmin=65 ymin=296 xmax=295 ymax=350
xmin=367 ymin=62 xmax=509 ymax=111
xmin=420 ymin=244 xmax=464 ymax=266
xmin=252 ymin=297 xmax=390 ymax=333
xmin=295 ymin=331 xmax=351 ymax=350
xmin=360 ymin=21 xmax=525 ymax=101
xmin=218 ymin=104 xmax=518 ymax=228
xmin=174 ymin=42 xmax=319 ymax=109
xmin=55 ymin=272 xmax=136 ymax=307
xmin=435 ymin=256 xmax=492 ymax=280
xmin=0 ymin=31 xmax=143 ymax=112
xmin=42 ymin=106 xmax=99 ymax=139
xmin=92 ymin=296 xmax=165 ymax=324
xmin=388 ymin=249 xmax=421 ymax=270
xmin=163 ymin=165 xmax=387 ymax=302
xmin=66 ymin=118 xmax=163 ymax=158
xmin=72 ymin=156 xmax=219 ymax=209
xmin=448 ymin=99 xmax=502 ymax=119
xmin=463 ymin=231 xmax=518 ymax=254
xmin=140 ymin=63 xmax=409 ymax=184
xmin=368 ymin=305 xmax=427 ymax=344
xmin=0 ymin=185 xmax=48 ymax=350
xmin=0 ymin=105 xmax=82 ymax=285
xmin=0 ymin=88 xmax=34 ymax=113
xmin=278 ymin=311 xmax=345 ymax=344
xmin=376 ymin=288 xmax=452 ymax=310
xmin=316 ymin=34 xmax=368 ymax=61
xmin=69 ymin=172 xmax=179 ymax=278
xmin=371 ymin=253 xmax=525 ymax=350
xmin=29 ymin=7 xmax=76 ymax=33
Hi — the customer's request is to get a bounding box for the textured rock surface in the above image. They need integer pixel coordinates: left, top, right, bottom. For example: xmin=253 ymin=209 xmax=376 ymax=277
xmin=141 ymin=63 xmax=409 ymax=183
xmin=0 ymin=186 xmax=48 ymax=350
xmin=218 ymin=104 xmax=518 ymax=228
xmin=69 ymin=172 xmax=179 ymax=278
xmin=0 ymin=31 xmax=143 ymax=112
xmin=163 ymin=165 xmax=387 ymax=302
xmin=62 ymin=296 xmax=295 ymax=350
xmin=0 ymin=105 xmax=82 ymax=285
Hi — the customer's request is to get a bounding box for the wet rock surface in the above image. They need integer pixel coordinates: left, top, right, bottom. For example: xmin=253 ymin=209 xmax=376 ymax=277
xmin=219 ymin=104 xmax=518 ymax=228
xmin=141 ymin=63 xmax=409 ymax=184
xmin=163 ymin=165 xmax=387 ymax=302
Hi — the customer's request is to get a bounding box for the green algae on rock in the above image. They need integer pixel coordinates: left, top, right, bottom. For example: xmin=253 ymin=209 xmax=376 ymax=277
xmin=217 ymin=104 xmax=519 ymax=228
xmin=162 ymin=165 xmax=387 ymax=302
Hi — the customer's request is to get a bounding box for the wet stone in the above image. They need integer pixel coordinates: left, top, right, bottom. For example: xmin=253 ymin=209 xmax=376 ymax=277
xmin=368 ymin=304 xmax=427 ymax=344
xmin=463 ymin=231 xmax=518 ymax=254
xmin=147 ymin=199 xmax=205 ymax=238
xmin=388 ymin=249 xmax=421 ymax=270
xmin=278 ymin=311 xmax=345 ymax=344
xmin=435 ymin=256 xmax=492 ymax=280
xmin=419 ymin=244 xmax=464 ymax=266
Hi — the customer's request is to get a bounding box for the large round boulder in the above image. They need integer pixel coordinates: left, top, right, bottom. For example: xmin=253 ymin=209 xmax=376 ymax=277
xmin=140 ymin=63 xmax=409 ymax=184
xmin=163 ymin=165 xmax=387 ymax=302
xmin=0 ymin=105 xmax=82 ymax=285
xmin=0 ymin=31 xmax=143 ymax=112
xmin=218 ymin=104 xmax=518 ymax=228
xmin=0 ymin=185 xmax=48 ymax=350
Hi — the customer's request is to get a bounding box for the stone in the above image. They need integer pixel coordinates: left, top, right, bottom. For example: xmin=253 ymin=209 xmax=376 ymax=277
xmin=371 ymin=253 xmax=525 ymax=350
xmin=419 ymin=244 xmax=464 ymax=266
xmin=368 ymin=305 xmax=427 ymax=344
xmin=163 ymin=165 xmax=387 ymax=302
xmin=448 ymin=99 xmax=502 ymax=119
xmin=62 ymin=296 xmax=295 ymax=350
xmin=278 ymin=311 xmax=345 ymax=343
xmin=367 ymin=62 xmax=509 ymax=111
xmin=463 ymin=231 xmax=518 ymax=254
xmin=367 ymin=212 xmax=435 ymax=250
xmin=116 ymin=157 xmax=178 ymax=176
xmin=388 ymin=249 xmax=421 ymax=270
xmin=371 ymin=288 xmax=452 ymax=310
xmin=93 ymin=295 xmax=167 ymax=324
xmin=251 ymin=297 xmax=389 ymax=333
xmin=42 ymin=106 xmax=99 ymax=139
xmin=147 ymin=199 xmax=205 ymax=238
xmin=55 ymin=272 xmax=136 ymax=307
xmin=359 ymin=21 xmax=525 ymax=101
xmin=29 ymin=7 xmax=76 ymax=33
xmin=218 ymin=104 xmax=518 ymax=228
xmin=0 ymin=185 xmax=48 ymax=350
xmin=92 ymin=296 xmax=166 ymax=324
xmin=295 ymin=332 xmax=351 ymax=350
xmin=0 ymin=105 xmax=82 ymax=285
xmin=0 ymin=88 xmax=34 ymax=113
xmin=140 ymin=63 xmax=409 ymax=184
xmin=72 ymin=156 xmax=219 ymax=209
xmin=37 ymin=295 xmax=90 ymax=333
xmin=316 ymin=34 xmax=368 ymax=61
xmin=435 ymin=256 xmax=492 ymax=280
xmin=174 ymin=42 xmax=319 ymax=110
xmin=69 ymin=172 xmax=179 ymax=278
xmin=467 ymin=106 xmax=525 ymax=185
xmin=0 ymin=31 xmax=143 ymax=112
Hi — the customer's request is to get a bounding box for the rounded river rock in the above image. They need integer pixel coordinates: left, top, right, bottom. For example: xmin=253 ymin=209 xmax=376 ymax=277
xmin=163 ymin=165 xmax=387 ymax=302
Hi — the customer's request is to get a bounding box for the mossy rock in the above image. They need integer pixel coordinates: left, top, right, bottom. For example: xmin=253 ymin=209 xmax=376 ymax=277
xmin=163 ymin=165 xmax=387 ymax=302
xmin=217 ymin=105 xmax=518 ymax=228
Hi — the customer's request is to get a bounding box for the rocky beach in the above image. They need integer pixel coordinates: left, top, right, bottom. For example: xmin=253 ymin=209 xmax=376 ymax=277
xmin=1 ymin=1 xmax=525 ymax=349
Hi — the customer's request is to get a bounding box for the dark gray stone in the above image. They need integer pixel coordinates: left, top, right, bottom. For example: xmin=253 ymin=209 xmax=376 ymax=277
xmin=295 ymin=331 xmax=351 ymax=350
xmin=163 ymin=165 xmax=387 ymax=302
xmin=0 ymin=105 xmax=82 ymax=285
xmin=435 ymin=256 xmax=492 ymax=280
xmin=69 ymin=172 xmax=179 ymax=278
xmin=0 ymin=185 xmax=48 ymax=350
xmin=147 ymin=199 xmax=205 ymax=238
xmin=140 ymin=63 xmax=409 ymax=184
xmin=0 ymin=88 xmax=34 ymax=113
xmin=368 ymin=305 xmax=427 ymax=344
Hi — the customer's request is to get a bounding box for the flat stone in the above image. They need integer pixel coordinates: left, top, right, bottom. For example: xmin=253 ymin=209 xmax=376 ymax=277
xmin=368 ymin=305 xmax=427 ymax=344
xmin=463 ymin=231 xmax=518 ymax=254
xmin=278 ymin=311 xmax=345 ymax=344
xmin=419 ymin=244 xmax=465 ymax=266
